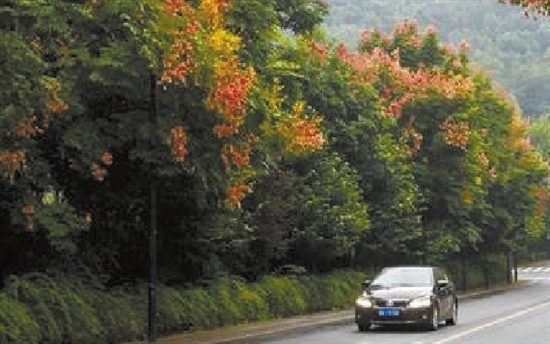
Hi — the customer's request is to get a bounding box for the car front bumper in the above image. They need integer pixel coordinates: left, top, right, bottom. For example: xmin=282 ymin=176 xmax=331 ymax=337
xmin=355 ymin=306 xmax=433 ymax=326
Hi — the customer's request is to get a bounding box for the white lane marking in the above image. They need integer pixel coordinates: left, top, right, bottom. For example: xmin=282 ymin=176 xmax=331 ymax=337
xmin=522 ymin=267 xmax=533 ymax=272
xmin=544 ymin=267 xmax=550 ymax=273
xmin=533 ymin=267 xmax=543 ymax=272
xmin=431 ymin=301 xmax=550 ymax=344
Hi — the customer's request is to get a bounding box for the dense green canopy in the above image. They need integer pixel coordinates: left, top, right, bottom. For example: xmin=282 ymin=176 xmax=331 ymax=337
xmin=0 ymin=0 xmax=547 ymax=287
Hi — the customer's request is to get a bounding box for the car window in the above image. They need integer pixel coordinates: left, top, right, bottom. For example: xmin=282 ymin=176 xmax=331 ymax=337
xmin=434 ymin=268 xmax=447 ymax=281
xmin=371 ymin=267 xmax=433 ymax=287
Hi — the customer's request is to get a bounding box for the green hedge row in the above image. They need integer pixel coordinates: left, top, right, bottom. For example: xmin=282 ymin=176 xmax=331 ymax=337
xmin=444 ymin=254 xmax=509 ymax=291
xmin=0 ymin=270 xmax=366 ymax=344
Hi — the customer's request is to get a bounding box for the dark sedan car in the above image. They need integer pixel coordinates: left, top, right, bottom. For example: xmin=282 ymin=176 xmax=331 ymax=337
xmin=355 ymin=266 xmax=457 ymax=331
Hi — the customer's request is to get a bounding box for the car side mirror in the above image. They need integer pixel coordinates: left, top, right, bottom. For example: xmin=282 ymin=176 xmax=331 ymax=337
xmin=362 ymin=279 xmax=371 ymax=290
xmin=436 ymin=279 xmax=449 ymax=289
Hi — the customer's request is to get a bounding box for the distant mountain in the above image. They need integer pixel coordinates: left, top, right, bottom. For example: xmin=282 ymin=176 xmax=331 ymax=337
xmin=323 ymin=0 xmax=550 ymax=117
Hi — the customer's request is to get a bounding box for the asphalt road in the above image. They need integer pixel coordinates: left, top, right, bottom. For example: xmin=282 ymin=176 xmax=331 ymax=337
xmin=258 ymin=264 xmax=550 ymax=344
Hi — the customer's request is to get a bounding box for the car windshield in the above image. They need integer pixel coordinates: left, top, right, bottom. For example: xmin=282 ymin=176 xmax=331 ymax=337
xmin=371 ymin=267 xmax=433 ymax=288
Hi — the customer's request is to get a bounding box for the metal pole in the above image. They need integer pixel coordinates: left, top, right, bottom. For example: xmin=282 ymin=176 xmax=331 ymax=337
xmin=148 ymin=72 xmax=158 ymax=343
xmin=513 ymin=251 xmax=518 ymax=283
xmin=506 ymin=250 xmax=512 ymax=285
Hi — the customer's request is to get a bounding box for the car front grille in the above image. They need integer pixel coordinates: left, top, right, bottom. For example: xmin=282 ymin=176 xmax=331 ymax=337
xmin=374 ymin=299 xmax=408 ymax=307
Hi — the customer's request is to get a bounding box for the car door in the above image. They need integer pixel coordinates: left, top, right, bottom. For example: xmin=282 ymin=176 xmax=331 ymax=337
xmin=434 ymin=268 xmax=451 ymax=318
xmin=442 ymin=268 xmax=456 ymax=312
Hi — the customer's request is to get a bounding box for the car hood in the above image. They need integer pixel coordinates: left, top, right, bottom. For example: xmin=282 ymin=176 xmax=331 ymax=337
xmin=367 ymin=287 xmax=432 ymax=300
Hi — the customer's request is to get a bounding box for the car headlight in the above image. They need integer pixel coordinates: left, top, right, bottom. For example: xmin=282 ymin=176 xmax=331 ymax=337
xmin=408 ymin=296 xmax=432 ymax=308
xmin=356 ymin=297 xmax=373 ymax=308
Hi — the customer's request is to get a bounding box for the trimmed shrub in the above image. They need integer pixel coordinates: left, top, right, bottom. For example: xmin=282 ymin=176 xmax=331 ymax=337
xmin=0 ymin=294 xmax=40 ymax=343
xmin=96 ymin=288 xmax=147 ymax=343
xmin=3 ymin=273 xmax=103 ymax=344
xmin=230 ymin=280 xmax=269 ymax=322
xmin=255 ymin=276 xmax=307 ymax=318
xmin=0 ymin=268 xmax=366 ymax=343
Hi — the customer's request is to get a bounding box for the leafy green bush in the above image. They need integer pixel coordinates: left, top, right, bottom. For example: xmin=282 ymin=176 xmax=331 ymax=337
xmin=0 ymin=294 xmax=40 ymax=343
xmin=0 ymin=269 xmax=365 ymax=343
xmin=96 ymin=287 xmax=147 ymax=343
xmin=229 ymin=280 xmax=269 ymax=322
xmin=254 ymin=276 xmax=306 ymax=318
xmin=4 ymin=273 xmax=103 ymax=344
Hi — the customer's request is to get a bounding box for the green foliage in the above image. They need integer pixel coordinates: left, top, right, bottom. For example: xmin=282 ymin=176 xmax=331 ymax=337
xmin=255 ymin=276 xmax=308 ymax=317
xmin=0 ymin=294 xmax=40 ymax=344
xmin=35 ymin=201 xmax=89 ymax=254
xmin=0 ymin=269 xmax=364 ymax=343
xmin=528 ymin=115 xmax=550 ymax=160
xmin=4 ymin=273 xmax=103 ymax=343
xmin=274 ymin=0 xmax=330 ymax=34
xmin=294 ymin=152 xmax=370 ymax=267
xmin=443 ymin=253 xmax=509 ymax=290
xmin=1 ymin=2 xmax=548 ymax=338
xmin=95 ymin=288 xmax=147 ymax=343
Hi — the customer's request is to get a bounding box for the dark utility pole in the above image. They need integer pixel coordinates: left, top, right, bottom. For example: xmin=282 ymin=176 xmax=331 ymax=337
xmin=148 ymin=72 xmax=159 ymax=343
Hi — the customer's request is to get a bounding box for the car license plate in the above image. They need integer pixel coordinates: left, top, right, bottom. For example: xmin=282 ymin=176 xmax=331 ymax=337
xmin=379 ymin=307 xmax=399 ymax=316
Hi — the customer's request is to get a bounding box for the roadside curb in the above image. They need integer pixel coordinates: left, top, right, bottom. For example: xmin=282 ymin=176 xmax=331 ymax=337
xmin=151 ymin=281 xmax=528 ymax=344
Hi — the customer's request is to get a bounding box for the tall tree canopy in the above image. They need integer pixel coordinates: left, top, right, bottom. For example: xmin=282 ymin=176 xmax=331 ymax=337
xmin=0 ymin=0 xmax=547 ymax=286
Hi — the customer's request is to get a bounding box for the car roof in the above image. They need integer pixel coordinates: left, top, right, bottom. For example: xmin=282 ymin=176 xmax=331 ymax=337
xmin=383 ymin=266 xmax=434 ymax=270
xmin=379 ymin=266 xmax=437 ymax=274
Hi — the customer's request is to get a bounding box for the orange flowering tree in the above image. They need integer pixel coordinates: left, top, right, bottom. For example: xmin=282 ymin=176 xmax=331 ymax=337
xmin=341 ymin=19 xmax=547 ymax=260
xmin=155 ymin=0 xmax=325 ymax=208
xmin=0 ymin=0 xmax=328 ymax=273
xmin=500 ymin=0 xmax=550 ymax=16
xmin=333 ymin=20 xmax=480 ymax=258
xmin=499 ymin=111 xmax=549 ymax=237
xmin=0 ymin=0 xmax=83 ymax=242
xmin=1 ymin=0 xmax=547 ymax=296
xmin=271 ymin=30 xmax=424 ymax=264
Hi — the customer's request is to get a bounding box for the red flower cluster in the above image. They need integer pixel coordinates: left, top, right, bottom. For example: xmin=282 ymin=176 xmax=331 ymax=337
xmin=209 ymin=64 xmax=255 ymax=123
xmin=48 ymin=102 xmax=69 ymax=114
xmin=0 ymin=150 xmax=26 ymax=180
xmin=401 ymin=127 xmax=423 ymax=155
xmin=307 ymin=40 xmax=329 ymax=61
xmin=101 ymin=152 xmax=113 ymax=166
xmin=168 ymin=126 xmax=188 ymax=163
xmin=164 ymin=0 xmax=191 ymax=16
xmin=222 ymin=144 xmax=252 ymax=169
xmin=13 ymin=116 xmax=42 ymax=138
xmin=160 ymin=30 xmax=196 ymax=84
xmin=90 ymin=152 xmax=113 ymax=182
xmin=334 ymin=41 xmax=473 ymax=120
xmin=213 ymin=123 xmax=236 ymax=138
xmin=159 ymin=0 xmax=201 ymax=84
xmin=227 ymin=182 xmax=251 ymax=207
xmin=91 ymin=163 xmax=107 ymax=182
xmin=276 ymin=113 xmax=325 ymax=155
xmin=293 ymin=119 xmax=325 ymax=152
xmin=440 ymin=118 xmax=470 ymax=150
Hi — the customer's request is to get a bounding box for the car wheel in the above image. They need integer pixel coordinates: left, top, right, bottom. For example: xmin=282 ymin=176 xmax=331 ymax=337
xmin=429 ymin=305 xmax=439 ymax=331
xmin=446 ymin=301 xmax=457 ymax=326
xmin=358 ymin=323 xmax=371 ymax=332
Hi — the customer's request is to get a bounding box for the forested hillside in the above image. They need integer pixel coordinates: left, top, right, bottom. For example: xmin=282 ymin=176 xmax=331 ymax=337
xmin=324 ymin=0 xmax=550 ymax=117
